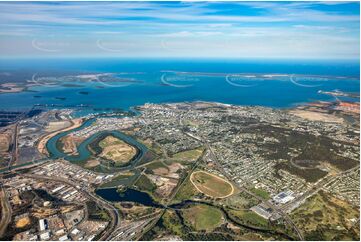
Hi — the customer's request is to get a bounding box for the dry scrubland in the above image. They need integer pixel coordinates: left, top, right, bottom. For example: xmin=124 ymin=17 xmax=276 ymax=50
xmin=99 ymin=135 xmax=137 ymax=164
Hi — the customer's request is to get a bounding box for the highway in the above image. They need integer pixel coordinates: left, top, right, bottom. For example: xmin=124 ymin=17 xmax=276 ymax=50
xmin=17 ymin=173 xmax=120 ymax=241
xmin=282 ymin=165 xmax=360 ymax=213
xmin=135 ymin=147 xmax=206 ymax=240
xmin=7 ymin=108 xmax=36 ymax=170
xmin=111 ymin=216 xmax=157 ymax=241
xmin=7 ymin=123 xmax=19 ymax=170
xmin=0 ymin=185 xmax=12 ymax=238
xmin=4 ymin=109 xmax=355 ymax=241
xmin=183 ymin=131 xmax=305 ymax=240
xmin=3 ymin=112 xmax=124 ymax=240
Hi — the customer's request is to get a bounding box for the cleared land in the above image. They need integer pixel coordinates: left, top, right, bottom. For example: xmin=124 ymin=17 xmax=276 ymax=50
xmin=15 ymin=216 xmax=30 ymax=228
xmin=0 ymin=132 xmax=11 ymax=153
xmin=59 ymin=135 xmax=84 ymax=155
xmin=190 ymin=171 xmax=234 ymax=198
xmin=146 ymin=160 xmax=183 ymax=179
xmin=229 ymin=209 xmax=269 ymax=229
xmin=182 ymin=204 xmax=223 ymax=231
xmin=84 ymin=159 xmax=100 ymax=168
xmin=98 ymin=135 xmax=137 ymax=164
xmin=37 ymin=118 xmax=83 ymax=155
xmin=45 ymin=120 xmax=71 ymax=132
xmin=99 ymin=172 xmax=135 ymax=188
xmin=290 ymin=110 xmax=343 ymax=123
xmin=0 ymin=188 xmax=11 ymax=237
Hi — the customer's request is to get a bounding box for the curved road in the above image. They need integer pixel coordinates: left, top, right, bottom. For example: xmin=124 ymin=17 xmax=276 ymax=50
xmin=183 ymin=131 xmax=305 ymax=240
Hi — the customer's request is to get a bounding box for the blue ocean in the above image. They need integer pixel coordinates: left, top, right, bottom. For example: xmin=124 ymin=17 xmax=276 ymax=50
xmin=0 ymin=58 xmax=359 ymax=111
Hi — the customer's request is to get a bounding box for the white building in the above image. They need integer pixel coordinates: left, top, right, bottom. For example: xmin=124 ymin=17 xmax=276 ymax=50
xmin=39 ymin=219 xmax=47 ymax=231
xmin=273 ymin=191 xmax=295 ymax=204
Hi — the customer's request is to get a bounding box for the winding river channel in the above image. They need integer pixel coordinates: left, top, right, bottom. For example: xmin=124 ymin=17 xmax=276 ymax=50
xmin=46 ymin=117 xmax=148 ymax=169
xmin=94 ymin=187 xmax=293 ymax=240
xmin=42 ymin=114 xmax=293 ymax=240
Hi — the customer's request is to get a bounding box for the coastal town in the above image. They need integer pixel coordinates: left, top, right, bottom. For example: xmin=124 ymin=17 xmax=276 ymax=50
xmin=0 ymin=97 xmax=359 ymax=241
xmin=0 ymin=0 xmax=360 ymax=241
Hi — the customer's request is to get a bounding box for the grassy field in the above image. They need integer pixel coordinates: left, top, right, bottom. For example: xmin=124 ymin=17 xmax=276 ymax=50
xmin=291 ymin=190 xmax=360 ymax=240
xmin=182 ymin=204 xmax=223 ymax=231
xmin=99 ymin=172 xmax=135 ymax=188
xmin=146 ymin=160 xmax=169 ymax=171
xmin=249 ymin=187 xmax=270 ymax=200
xmin=172 ymin=176 xmax=199 ymax=203
xmin=86 ymin=201 xmax=110 ymax=221
xmin=169 ymin=147 xmax=204 ymax=164
xmin=134 ymin=174 xmax=157 ymax=192
xmin=225 ymin=193 xmax=253 ymax=210
xmin=228 ymin=209 xmax=269 ymax=229
xmin=190 ymin=171 xmax=233 ymax=198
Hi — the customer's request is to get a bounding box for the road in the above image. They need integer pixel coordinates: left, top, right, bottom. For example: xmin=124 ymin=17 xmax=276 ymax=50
xmin=135 ymin=147 xmax=206 ymax=240
xmin=111 ymin=216 xmax=158 ymax=241
xmin=7 ymin=123 xmax=19 ymax=170
xmin=0 ymin=185 xmax=12 ymax=238
xmin=6 ymin=109 xmax=352 ymax=241
xmin=17 ymin=173 xmax=120 ymax=241
xmin=184 ymin=131 xmax=305 ymax=240
xmin=206 ymin=141 xmax=304 ymax=240
xmin=7 ymin=108 xmax=34 ymax=170
xmin=282 ymin=165 xmax=360 ymax=213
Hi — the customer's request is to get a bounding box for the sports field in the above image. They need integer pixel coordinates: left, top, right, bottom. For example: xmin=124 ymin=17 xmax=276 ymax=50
xmin=182 ymin=204 xmax=223 ymax=231
xmin=190 ymin=171 xmax=234 ymax=198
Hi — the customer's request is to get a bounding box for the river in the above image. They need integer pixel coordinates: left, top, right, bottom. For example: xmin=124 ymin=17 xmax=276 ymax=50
xmin=46 ymin=117 xmax=148 ymax=170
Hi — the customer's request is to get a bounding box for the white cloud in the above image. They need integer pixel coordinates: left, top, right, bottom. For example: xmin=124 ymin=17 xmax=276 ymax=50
xmin=0 ymin=2 xmax=358 ymax=59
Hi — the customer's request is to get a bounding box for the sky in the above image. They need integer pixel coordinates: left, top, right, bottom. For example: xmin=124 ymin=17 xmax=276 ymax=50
xmin=0 ymin=1 xmax=359 ymax=59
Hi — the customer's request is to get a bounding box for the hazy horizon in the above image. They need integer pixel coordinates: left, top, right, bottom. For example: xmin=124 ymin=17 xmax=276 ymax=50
xmin=0 ymin=1 xmax=359 ymax=59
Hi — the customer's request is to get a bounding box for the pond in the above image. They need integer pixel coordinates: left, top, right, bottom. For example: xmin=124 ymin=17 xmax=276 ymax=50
xmin=95 ymin=188 xmax=162 ymax=208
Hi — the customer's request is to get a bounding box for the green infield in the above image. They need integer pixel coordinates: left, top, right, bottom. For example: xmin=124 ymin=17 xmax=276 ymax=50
xmin=190 ymin=171 xmax=234 ymax=198
xmin=182 ymin=204 xmax=223 ymax=231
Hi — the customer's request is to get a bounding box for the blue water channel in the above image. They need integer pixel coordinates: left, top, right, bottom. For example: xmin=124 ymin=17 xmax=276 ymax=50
xmin=46 ymin=118 xmax=148 ymax=167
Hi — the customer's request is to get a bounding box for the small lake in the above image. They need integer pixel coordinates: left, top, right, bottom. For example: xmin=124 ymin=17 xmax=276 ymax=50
xmin=95 ymin=188 xmax=162 ymax=207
